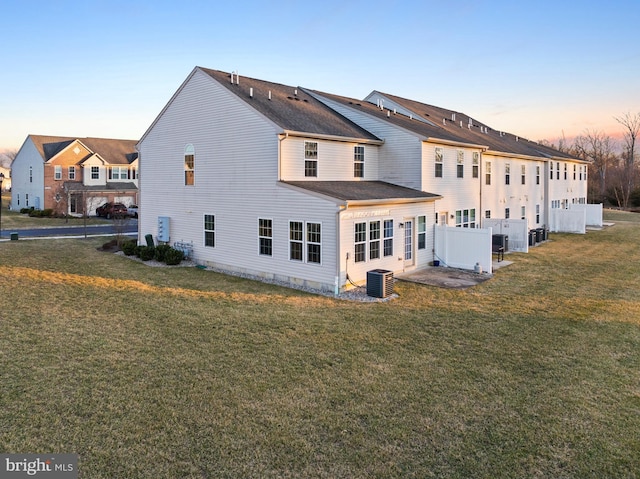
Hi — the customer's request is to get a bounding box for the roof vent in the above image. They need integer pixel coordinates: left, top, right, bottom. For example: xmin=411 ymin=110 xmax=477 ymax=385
xmin=249 ymin=87 xmax=253 ymax=98
xmin=452 ymin=113 xmax=456 ymax=121
xmin=443 ymin=118 xmax=446 ymax=125
xmin=409 ymin=114 xmax=413 ymax=120
xmin=460 ymin=121 xmax=463 ymax=128
xmin=268 ymin=90 xmax=271 ymax=100
xmin=294 ymin=89 xmax=297 ymax=96
xmin=387 ymin=110 xmax=390 ymax=118
xmin=230 ymin=72 xmax=234 ymax=84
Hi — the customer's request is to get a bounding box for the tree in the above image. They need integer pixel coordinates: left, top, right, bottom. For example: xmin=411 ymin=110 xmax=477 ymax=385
xmin=614 ymin=112 xmax=640 ymax=208
xmin=0 ymin=149 xmax=17 ymax=168
xmin=571 ymin=130 xmax=618 ymax=204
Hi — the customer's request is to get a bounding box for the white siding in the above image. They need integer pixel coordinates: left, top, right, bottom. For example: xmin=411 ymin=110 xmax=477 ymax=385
xmin=10 ymin=138 xmax=45 ymax=210
xmin=139 ymin=69 xmax=341 ymax=290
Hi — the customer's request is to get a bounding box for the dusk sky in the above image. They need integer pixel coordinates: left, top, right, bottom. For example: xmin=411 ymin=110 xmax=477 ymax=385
xmin=1 ymin=0 xmax=638 ymax=153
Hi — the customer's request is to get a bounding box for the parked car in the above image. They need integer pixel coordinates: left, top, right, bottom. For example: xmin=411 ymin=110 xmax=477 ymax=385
xmin=96 ymin=202 xmax=128 ymax=219
xmin=127 ymin=204 xmax=139 ymax=218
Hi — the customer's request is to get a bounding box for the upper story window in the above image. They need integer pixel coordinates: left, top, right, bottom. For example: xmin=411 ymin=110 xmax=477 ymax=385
xmin=69 ymin=166 xmax=76 ymax=180
xmin=573 ymin=164 xmax=576 ymax=180
xmin=91 ymin=166 xmax=100 ymax=180
xmin=536 ymin=166 xmax=540 ymax=185
xmin=485 ymin=161 xmax=491 ymax=185
xmin=556 ymin=162 xmax=560 ymax=180
xmin=305 ymin=141 xmax=318 ymax=177
xmin=54 ymin=165 xmax=62 ymax=180
xmin=472 ymin=152 xmax=479 ymax=178
xmin=550 ymin=162 xmax=554 ymax=180
xmin=435 ymin=147 xmax=443 ymax=178
xmin=185 ymin=144 xmax=195 ymax=186
xmin=505 ymin=164 xmax=510 ymax=185
xmin=354 ymin=145 xmax=364 ymax=178
xmin=109 ymin=166 xmax=129 ymax=180
xmin=564 ymin=163 xmax=568 ymax=180
xmin=29 ymin=166 xmax=33 ymax=183
xmin=457 ymin=150 xmax=464 ymax=178
xmin=521 ymin=165 xmax=526 ymax=185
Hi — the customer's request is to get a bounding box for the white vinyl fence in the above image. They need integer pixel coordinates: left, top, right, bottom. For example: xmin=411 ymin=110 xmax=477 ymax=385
xmin=434 ymin=225 xmax=493 ymax=274
xmin=484 ymin=219 xmax=529 ymax=252
xmin=549 ymin=208 xmax=586 ymax=234
xmin=569 ymin=203 xmax=603 ymax=227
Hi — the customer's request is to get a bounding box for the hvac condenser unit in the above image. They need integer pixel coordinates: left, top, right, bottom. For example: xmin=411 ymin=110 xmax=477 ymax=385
xmin=366 ymin=269 xmax=394 ymax=298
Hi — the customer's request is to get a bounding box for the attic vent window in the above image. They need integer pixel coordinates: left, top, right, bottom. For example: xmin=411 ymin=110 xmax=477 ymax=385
xmin=73 ymin=146 xmax=81 ymax=155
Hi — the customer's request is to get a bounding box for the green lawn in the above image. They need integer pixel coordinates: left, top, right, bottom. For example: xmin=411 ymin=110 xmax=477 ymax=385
xmin=0 ymin=210 xmax=639 ymax=478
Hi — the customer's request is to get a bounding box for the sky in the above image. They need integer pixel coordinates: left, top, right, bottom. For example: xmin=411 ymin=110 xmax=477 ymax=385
xmin=1 ymin=0 xmax=639 ymax=154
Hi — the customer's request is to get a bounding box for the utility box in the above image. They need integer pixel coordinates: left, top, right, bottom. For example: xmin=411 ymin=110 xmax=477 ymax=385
xmin=157 ymin=216 xmax=170 ymax=242
xmin=492 ymin=234 xmax=509 ymax=252
xmin=366 ymin=269 xmax=394 ymax=298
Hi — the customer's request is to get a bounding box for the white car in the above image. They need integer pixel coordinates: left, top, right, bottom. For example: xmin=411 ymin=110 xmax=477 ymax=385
xmin=127 ymin=205 xmax=139 ymax=218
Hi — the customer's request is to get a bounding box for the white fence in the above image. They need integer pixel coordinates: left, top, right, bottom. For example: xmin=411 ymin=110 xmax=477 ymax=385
xmin=549 ymin=209 xmax=586 ymax=234
xmin=484 ymin=219 xmax=529 ymax=252
xmin=569 ymin=203 xmax=603 ymax=227
xmin=434 ymin=225 xmax=493 ymax=274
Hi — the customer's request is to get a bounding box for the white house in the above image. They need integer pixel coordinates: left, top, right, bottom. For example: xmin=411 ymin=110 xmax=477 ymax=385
xmin=138 ymin=67 xmax=588 ymax=293
xmin=138 ymin=67 xmax=444 ymax=293
xmin=11 ymin=135 xmax=139 ymax=216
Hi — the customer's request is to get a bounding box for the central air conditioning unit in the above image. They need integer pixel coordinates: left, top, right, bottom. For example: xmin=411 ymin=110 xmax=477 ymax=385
xmin=366 ymin=269 xmax=394 ymax=298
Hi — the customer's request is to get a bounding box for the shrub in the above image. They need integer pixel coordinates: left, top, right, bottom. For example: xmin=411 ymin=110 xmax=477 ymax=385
xmin=137 ymin=245 xmax=156 ymax=261
xmin=164 ymin=247 xmax=184 ymax=265
xmin=20 ymin=208 xmax=31 ymax=214
xmin=154 ymin=244 xmax=173 ymax=263
xmin=121 ymin=240 xmax=138 ymax=256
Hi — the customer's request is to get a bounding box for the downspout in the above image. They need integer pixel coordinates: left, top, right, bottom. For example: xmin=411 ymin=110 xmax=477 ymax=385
xmin=335 ymin=202 xmax=347 ymax=296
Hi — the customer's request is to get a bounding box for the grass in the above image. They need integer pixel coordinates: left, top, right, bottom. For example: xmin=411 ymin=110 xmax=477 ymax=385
xmin=0 ymin=210 xmax=639 ymax=478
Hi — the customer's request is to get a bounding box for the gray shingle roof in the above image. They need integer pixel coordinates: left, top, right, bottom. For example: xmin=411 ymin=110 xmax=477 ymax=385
xmin=29 ymin=135 xmax=138 ymax=165
xmin=198 ymin=68 xmax=382 ymax=142
xmin=282 ymin=181 xmax=440 ymax=202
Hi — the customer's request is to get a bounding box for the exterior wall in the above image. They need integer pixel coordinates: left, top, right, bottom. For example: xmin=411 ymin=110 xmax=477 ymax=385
xmin=481 ymin=154 xmax=546 ymax=229
xmin=44 ymin=140 xmax=91 ymax=211
xmin=547 ymin=159 xmax=588 ymax=212
xmin=422 ymin=142 xmax=482 ymax=227
xmin=139 ymin=69 xmax=342 ymax=291
xmin=309 ymin=94 xmax=424 ymax=190
xmin=10 ymin=138 xmax=44 ymax=210
xmin=82 ymin=155 xmax=107 ymax=187
xmin=280 ymin=136 xmax=380 ymax=181
xmin=338 ymin=201 xmax=436 ymax=288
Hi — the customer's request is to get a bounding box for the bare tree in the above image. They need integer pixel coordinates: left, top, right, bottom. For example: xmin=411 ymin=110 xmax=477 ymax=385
xmin=571 ymin=130 xmax=618 ymax=204
xmin=0 ymin=149 xmax=17 ymax=168
xmin=614 ymin=112 xmax=640 ymax=208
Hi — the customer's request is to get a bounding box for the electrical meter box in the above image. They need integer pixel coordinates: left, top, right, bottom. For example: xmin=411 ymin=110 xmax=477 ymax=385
xmin=157 ymin=216 xmax=170 ymax=242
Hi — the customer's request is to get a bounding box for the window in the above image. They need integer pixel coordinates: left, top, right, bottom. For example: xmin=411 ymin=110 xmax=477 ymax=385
xmin=383 ymin=220 xmax=393 ymax=257
xmin=354 ymin=145 xmax=364 ymax=178
xmin=457 ymin=150 xmax=464 ymax=178
xmin=185 ymin=144 xmax=195 ymax=186
xmin=259 ymin=219 xmax=272 ymax=256
xmin=550 ymin=162 xmax=554 ymax=180
xmin=505 ymin=164 xmax=510 ymax=185
xmin=354 ymin=222 xmax=366 ymax=263
xmin=556 ymin=162 xmax=560 ymax=180
xmin=579 ymin=166 xmax=582 ymax=180
xmin=131 ymin=168 xmax=138 ymax=180
xmin=505 ymin=207 xmax=510 ymax=219
xmin=521 ymin=165 xmax=526 ymax=185
xmin=26 ymin=194 xmax=29 ymax=207
xmin=417 ymin=216 xmax=426 ymax=249
xmin=369 ymin=221 xmax=381 ymax=259
xmin=521 ymin=206 xmax=526 ymax=220
xmin=536 ymin=204 xmax=540 ymax=223
xmin=536 ymin=166 xmax=540 ymax=185
xmin=485 ymin=161 xmax=491 ymax=185
xmin=69 ymin=166 xmax=76 ymax=180
xmin=289 ymin=221 xmax=303 ymax=261
xmin=455 ymin=209 xmax=476 ymax=228
xmin=54 ymin=165 xmax=62 ymax=180
xmin=91 ymin=166 xmax=100 ymax=180
xmin=109 ymin=166 xmax=128 ymax=180
xmin=435 ymin=147 xmax=443 ymax=178
xmin=305 ymin=141 xmax=318 ymax=177
xmin=204 ymin=215 xmax=215 ymax=247
xmin=573 ymin=164 xmax=576 ymax=180
xmin=472 ymin=152 xmax=479 ymax=178
xmin=564 ymin=163 xmax=568 ymax=180
xmin=306 ymin=222 xmax=321 ymax=264
xmin=29 ymin=166 xmax=33 ymax=183
xmin=485 ymin=210 xmax=491 ymax=219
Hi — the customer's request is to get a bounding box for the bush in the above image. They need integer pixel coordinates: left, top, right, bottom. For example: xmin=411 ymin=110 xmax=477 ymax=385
xmin=164 ymin=247 xmax=184 ymax=265
xmin=137 ymin=245 xmax=156 ymax=261
xmin=20 ymin=208 xmax=31 ymax=214
xmin=154 ymin=244 xmax=173 ymax=263
xmin=121 ymin=240 xmax=138 ymax=256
